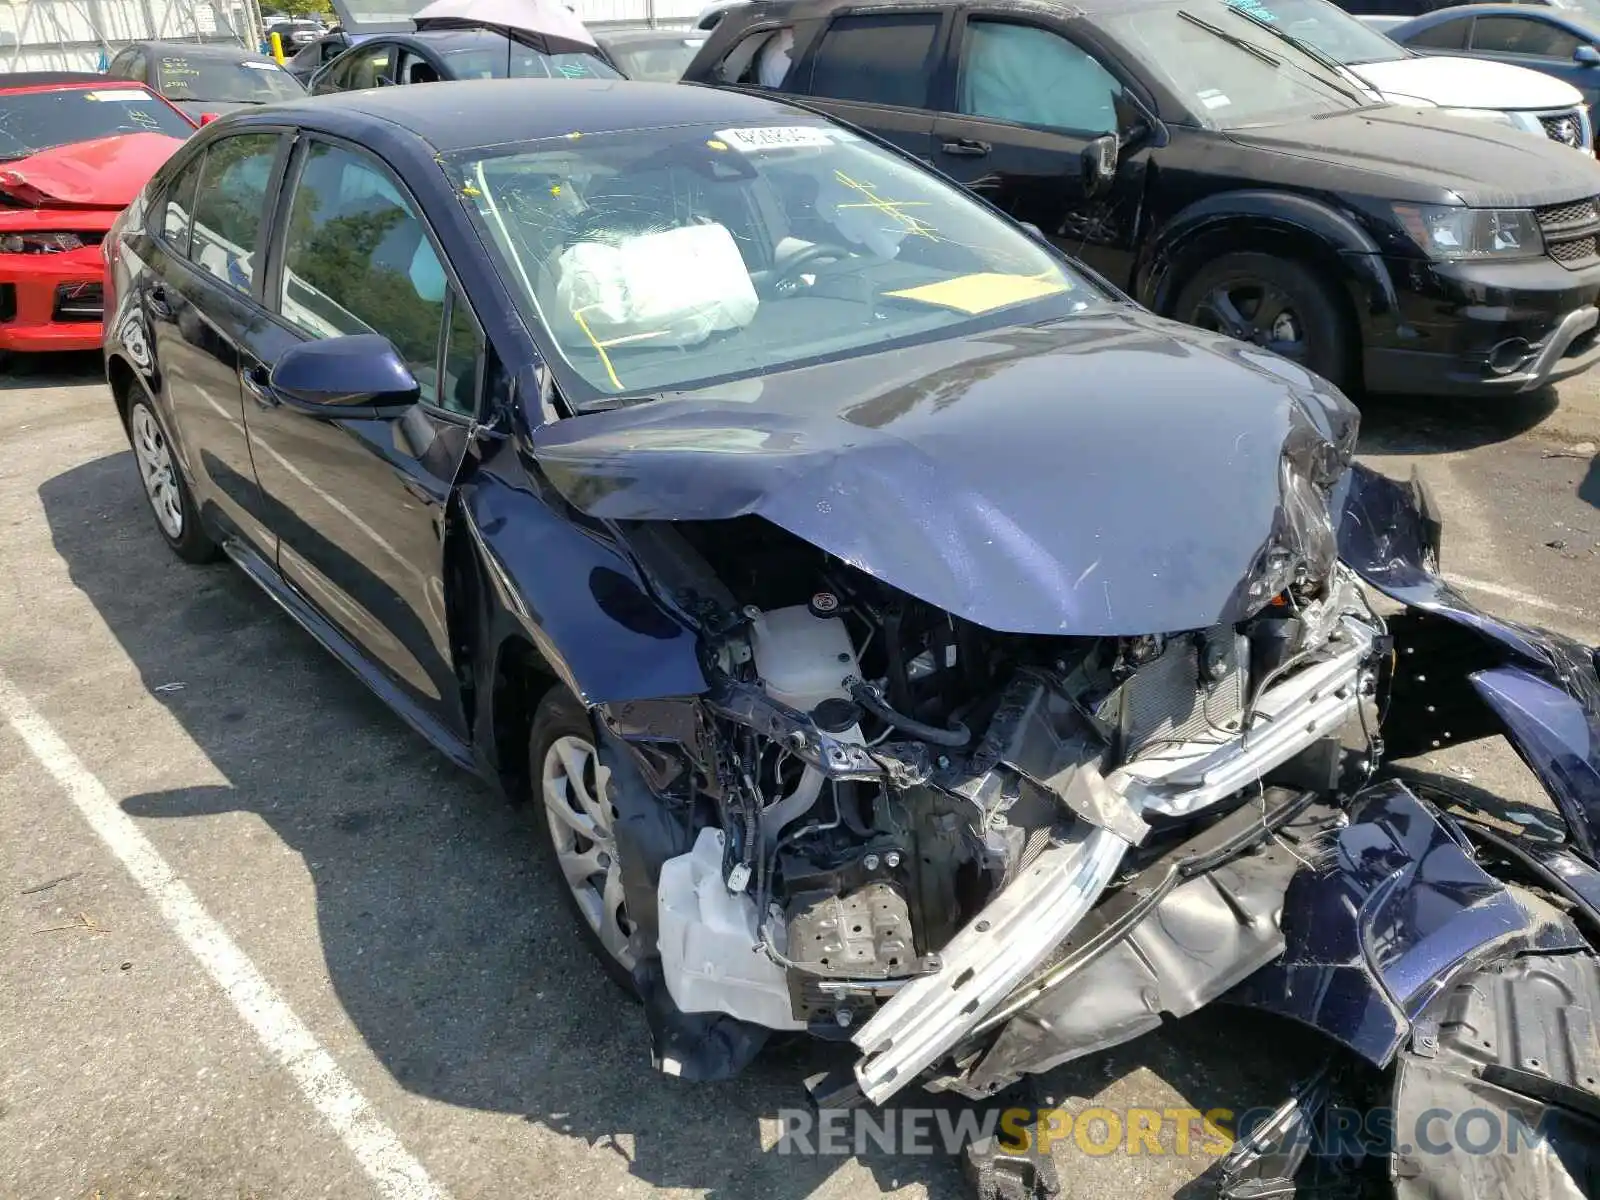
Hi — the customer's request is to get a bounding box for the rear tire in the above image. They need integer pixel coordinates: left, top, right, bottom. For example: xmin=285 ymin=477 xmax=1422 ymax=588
xmin=1173 ymin=252 xmax=1353 ymax=391
xmin=527 ymin=684 xmax=638 ymax=994
xmin=126 ymin=395 xmax=220 ymax=564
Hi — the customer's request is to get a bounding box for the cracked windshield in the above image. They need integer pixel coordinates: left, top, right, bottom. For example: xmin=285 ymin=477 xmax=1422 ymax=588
xmin=451 ymin=120 xmax=1105 ymax=400
xmin=0 ymin=87 xmax=194 ymax=159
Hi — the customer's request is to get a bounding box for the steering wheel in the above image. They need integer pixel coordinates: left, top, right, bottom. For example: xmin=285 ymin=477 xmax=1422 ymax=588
xmin=767 ymin=241 xmax=857 ymax=294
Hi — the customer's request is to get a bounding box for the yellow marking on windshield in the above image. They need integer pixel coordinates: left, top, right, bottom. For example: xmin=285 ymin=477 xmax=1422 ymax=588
xmin=571 ymin=306 xmax=623 ymax=390
xmin=884 ymin=273 xmax=1068 ymax=315
xmin=832 ymin=170 xmax=941 ymax=241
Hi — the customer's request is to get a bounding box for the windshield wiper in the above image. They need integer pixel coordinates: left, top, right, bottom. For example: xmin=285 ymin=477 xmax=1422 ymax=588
xmin=1220 ymin=6 xmax=1371 ymax=105
xmin=1176 ymin=10 xmax=1281 ymax=66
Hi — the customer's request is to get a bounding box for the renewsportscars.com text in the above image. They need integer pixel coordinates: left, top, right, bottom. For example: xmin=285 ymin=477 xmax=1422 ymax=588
xmin=776 ymin=1103 xmax=1558 ymax=1159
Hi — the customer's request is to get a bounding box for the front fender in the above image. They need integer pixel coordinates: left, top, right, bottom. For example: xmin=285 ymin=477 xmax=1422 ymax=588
xmin=458 ymin=450 xmax=709 ymax=707
xmin=1139 ymin=190 xmax=1400 ymax=317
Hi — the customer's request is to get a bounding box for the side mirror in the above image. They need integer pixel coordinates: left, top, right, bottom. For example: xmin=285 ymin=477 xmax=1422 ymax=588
xmin=1576 ymin=44 xmax=1600 ymax=65
xmin=269 ymin=334 xmax=419 ymax=416
xmin=198 ymin=112 xmax=221 ymax=125
xmin=1081 ymin=134 xmax=1119 ymax=198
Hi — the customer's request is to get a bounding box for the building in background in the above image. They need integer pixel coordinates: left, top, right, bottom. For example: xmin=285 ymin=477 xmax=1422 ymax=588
xmin=0 ymin=0 xmax=267 ymax=71
xmin=1 ymin=0 xmax=699 ymax=72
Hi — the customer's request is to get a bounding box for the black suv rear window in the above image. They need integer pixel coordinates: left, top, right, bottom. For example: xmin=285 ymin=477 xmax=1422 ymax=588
xmin=807 ymin=12 xmax=939 ymax=107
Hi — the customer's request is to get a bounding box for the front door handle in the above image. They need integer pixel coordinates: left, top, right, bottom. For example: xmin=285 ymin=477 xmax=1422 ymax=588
xmin=941 ymin=138 xmax=991 ymax=158
xmin=242 ymin=363 xmax=278 ymax=410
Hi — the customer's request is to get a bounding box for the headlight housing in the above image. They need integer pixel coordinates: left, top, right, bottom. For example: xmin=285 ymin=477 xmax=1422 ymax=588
xmin=1436 ymin=107 xmax=1521 ymax=131
xmin=0 ymin=231 xmax=87 ymax=254
xmin=1392 ymin=204 xmax=1544 ymax=261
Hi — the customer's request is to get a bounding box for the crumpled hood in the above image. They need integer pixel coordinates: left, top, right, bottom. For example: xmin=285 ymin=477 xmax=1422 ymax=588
xmin=1228 ymin=107 xmax=1595 ymax=207
xmin=1351 ymin=55 xmax=1583 ymax=112
xmin=0 ymin=132 xmax=186 ymax=208
xmin=531 ymin=309 xmax=1360 ymax=636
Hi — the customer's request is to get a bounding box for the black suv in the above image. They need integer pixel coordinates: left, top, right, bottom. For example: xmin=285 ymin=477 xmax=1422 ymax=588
xmin=684 ymin=0 xmax=1600 ymax=395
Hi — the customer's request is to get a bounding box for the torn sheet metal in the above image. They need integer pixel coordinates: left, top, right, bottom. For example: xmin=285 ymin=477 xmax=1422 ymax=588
xmin=1336 ymin=462 xmax=1600 ymax=857
xmin=531 ymin=310 xmax=1359 ymax=637
xmin=458 ymin=467 xmax=708 ymax=704
xmin=1226 ymin=780 xmax=1589 ymax=1067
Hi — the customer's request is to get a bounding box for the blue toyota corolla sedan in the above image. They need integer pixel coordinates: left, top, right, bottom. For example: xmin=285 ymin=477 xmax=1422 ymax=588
xmin=101 ymin=80 xmax=1600 ymax=1193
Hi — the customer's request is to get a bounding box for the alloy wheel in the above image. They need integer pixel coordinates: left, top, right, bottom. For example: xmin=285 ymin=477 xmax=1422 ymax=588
xmin=1193 ymin=280 xmax=1308 ymax=363
xmin=131 ymin=404 xmax=184 ymax=539
xmin=540 ymin=734 xmax=636 ymax=970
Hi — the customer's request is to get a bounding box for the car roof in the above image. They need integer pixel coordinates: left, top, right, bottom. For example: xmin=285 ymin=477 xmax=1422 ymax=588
xmin=718 ymin=0 xmax=1182 ymax=19
xmin=0 ymin=71 xmax=119 ymax=90
xmin=127 ymin=40 xmax=285 ymax=63
xmin=1395 ymin=1 xmax=1599 ymax=27
xmin=595 ymin=25 xmax=708 ymax=45
xmin=264 ymin=77 xmax=814 ymax=150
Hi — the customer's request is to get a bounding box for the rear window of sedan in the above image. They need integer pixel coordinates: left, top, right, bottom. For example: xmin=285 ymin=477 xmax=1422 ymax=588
xmin=0 ymin=86 xmax=193 ymax=159
xmin=155 ymin=55 xmax=305 ymax=104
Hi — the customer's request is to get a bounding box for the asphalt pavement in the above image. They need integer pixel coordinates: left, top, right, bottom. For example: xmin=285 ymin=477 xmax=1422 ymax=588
xmin=2 ymin=352 xmax=1597 ymax=1200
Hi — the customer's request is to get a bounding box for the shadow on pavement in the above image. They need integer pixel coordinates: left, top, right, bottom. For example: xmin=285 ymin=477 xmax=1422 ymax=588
xmin=1 ymin=350 xmax=103 ymax=391
xmin=1581 ymin=455 xmax=1600 ymax=511
xmin=1355 ymin=387 xmax=1559 ymax=455
xmin=39 ymin=451 xmax=1310 ymax=1199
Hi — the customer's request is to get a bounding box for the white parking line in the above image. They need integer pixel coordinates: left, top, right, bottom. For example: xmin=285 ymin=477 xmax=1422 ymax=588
xmin=0 ymin=671 xmax=451 ymax=1200
xmin=1449 ymin=573 xmax=1595 ymax=622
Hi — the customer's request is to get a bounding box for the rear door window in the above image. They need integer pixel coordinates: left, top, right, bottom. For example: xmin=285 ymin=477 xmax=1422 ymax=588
xmin=188 ymin=133 xmax=282 ymax=295
xmin=806 ymin=12 xmax=941 ymax=108
xmin=1406 ymin=15 xmax=1472 ymax=49
xmin=1470 ymin=15 xmax=1580 ymax=57
xmin=715 ymin=26 xmax=797 ymax=87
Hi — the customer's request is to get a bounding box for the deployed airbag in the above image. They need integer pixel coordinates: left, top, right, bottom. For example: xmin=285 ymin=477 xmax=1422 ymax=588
xmin=556 ymin=223 xmax=758 ymax=348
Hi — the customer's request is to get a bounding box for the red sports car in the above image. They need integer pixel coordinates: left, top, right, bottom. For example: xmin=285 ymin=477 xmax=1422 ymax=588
xmin=0 ymin=73 xmax=195 ymax=356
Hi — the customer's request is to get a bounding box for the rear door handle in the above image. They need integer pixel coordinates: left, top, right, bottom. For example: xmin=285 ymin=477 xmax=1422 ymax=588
xmin=941 ymin=139 xmax=991 ymax=158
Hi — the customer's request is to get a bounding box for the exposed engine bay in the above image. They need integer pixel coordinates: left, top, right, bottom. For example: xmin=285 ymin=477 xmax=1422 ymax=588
xmin=503 ymin=315 xmax=1600 ymax=1199
xmin=606 ymin=515 xmax=1386 ymax=1103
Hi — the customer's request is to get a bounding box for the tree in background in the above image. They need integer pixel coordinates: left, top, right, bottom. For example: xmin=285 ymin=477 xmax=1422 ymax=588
xmin=270 ymin=0 xmax=335 ymax=17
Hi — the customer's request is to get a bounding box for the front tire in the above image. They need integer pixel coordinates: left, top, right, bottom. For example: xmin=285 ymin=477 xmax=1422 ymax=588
xmin=126 ymin=396 xmax=219 ymax=564
xmin=528 ymin=684 xmax=638 ymax=993
xmin=1173 ymin=252 xmax=1353 ymax=390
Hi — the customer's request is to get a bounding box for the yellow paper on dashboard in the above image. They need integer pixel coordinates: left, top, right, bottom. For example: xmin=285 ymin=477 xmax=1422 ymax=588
xmin=884 ymin=272 xmax=1068 ymax=315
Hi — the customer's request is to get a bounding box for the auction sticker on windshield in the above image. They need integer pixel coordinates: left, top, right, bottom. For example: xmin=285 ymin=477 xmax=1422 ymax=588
xmin=715 ymin=126 xmax=834 ymax=153
xmin=84 ymin=90 xmax=155 ymax=101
